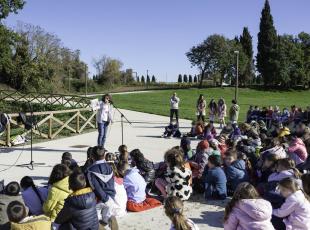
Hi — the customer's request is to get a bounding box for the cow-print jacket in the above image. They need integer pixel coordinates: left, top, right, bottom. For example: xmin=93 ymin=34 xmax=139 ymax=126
xmin=165 ymin=166 xmax=192 ymax=201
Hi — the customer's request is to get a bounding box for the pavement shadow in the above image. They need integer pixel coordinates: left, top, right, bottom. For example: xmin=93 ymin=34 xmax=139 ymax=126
xmin=190 ymin=210 xmax=224 ymax=228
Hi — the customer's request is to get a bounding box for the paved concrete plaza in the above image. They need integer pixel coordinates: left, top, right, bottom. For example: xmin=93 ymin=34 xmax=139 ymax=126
xmin=0 ymin=109 xmax=225 ymax=229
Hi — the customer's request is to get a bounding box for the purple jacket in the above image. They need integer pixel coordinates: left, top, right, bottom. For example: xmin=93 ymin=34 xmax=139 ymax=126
xmin=123 ymin=167 xmax=146 ymax=203
xmin=224 ymin=199 xmax=274 ymax=230
xmin=268 ymin=169 xmax=295 ymax=182
xmin=273 ymin=190 xmax=310 ymax=230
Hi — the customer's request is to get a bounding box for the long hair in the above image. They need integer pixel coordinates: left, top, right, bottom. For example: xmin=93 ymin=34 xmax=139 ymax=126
xmin=276 ymin=158 xmax=301 ymax=179
xmin=48 ymin=164 xmax=71 ymax=185
xmin=224 ymin=182 xmax=259 ymax=221
xmin=130 ymin=149 xmax=145 ymax=166
xmin=301 ymin=174 xmax=310 ymax=198
xmin=165 ymin=149 xmax=185 ymax=170
xmin=278 ymin=177 xmax=309 ymax=201
xmin=209 ymin=99 xmax=217 ymax=111
xmin=164 ymin=196 xmax=191 ymax=230
xmin=20 ymin=176 xmax=44 ymax=204
xmin=197 ymin=94 xmax=204 ymax=107
xmin=105 ymin=152 xmax=121 ymax=177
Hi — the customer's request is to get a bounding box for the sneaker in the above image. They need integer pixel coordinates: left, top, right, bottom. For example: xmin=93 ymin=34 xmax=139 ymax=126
xmin=109 ymin=216 xmax=119 ymax=230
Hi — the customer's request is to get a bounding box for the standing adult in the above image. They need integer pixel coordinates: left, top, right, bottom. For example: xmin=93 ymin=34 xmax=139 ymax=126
xmin=218 ymin=98 xmax=227 ymax=129
xmin=96 ymin=94 xmax=113 ymax=148
xmin=208 ymin=99 xmax=217 ymax=123
xmin=196 ymin=94 xmax=206 ymax=122
xmin=229 ymin=99 xmax=240 ymax=124
xmin=170 ymin=92 xmax=180 ymax=124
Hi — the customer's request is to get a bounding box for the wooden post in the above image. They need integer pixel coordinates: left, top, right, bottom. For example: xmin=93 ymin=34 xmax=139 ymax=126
xmin=6 ymin=122 xmax=11 ymax=147
xmin=48 ymin=114 xmax=53 ymax=139
xmin=76 ymin=111 xmax=80 ymax=133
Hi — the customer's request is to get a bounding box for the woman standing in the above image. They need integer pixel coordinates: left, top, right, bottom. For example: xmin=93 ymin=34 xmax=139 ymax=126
xmin=218 ymin=98 xmax=227 ymax=129
xmin=208 ymin=99 xmax=217 ymax=123
xmin=196 ymin=94 xmax=206 ymax=122
xmin=96 ymin=94 xmax=113 ymax=148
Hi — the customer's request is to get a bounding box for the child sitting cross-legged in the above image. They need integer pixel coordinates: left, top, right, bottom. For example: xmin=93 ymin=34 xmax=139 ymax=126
xmin=123 ymin=162 xmax=161 ymax=212
xmin=272 ymin=177 xmax=310 ymax=230
xmin=55 ymin=171 xmax=99 ymax=230
xmin=224 ymin=182 xmax=274 ymax=230
xmin=164 ymin=196 xmax=199 ymax=230
xmin=7 ymin=201 xmax=51 ymax=229
xmin=204 ymin=155 xmax=227 ymax=200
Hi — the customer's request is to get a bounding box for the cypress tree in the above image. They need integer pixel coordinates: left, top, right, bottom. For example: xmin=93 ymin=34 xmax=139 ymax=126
xmin=178 ymin=74 xmax=182 ymax=83
xmin=240 ymin=27 xmax=254 ymax=85
xmin=257 ymin=0 xmax=278 ymax=86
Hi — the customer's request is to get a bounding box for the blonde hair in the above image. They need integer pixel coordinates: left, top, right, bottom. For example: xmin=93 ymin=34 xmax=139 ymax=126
xmin=164 ymin=196 xmax=191 ymax=230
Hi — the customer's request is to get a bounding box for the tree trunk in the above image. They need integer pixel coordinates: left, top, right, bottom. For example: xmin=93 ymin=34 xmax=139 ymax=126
xmin=199 ymin=71 xmax=205 ymax=88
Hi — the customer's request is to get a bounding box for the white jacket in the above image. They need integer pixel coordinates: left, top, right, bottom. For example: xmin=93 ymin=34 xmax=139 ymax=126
xmin=170 ymin=96 xmax=180 ymax=109
xmin=96 ymin=101 xmax=113 ymax=123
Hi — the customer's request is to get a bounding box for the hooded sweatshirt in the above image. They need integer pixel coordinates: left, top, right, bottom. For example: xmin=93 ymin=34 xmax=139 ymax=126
xmin=288 ymin=138 xmax=308 ymax=162
xmin=273 ymin=190 xmax=310 ymax=230
xmin=224 ymin=199 xmax=274 ymax=230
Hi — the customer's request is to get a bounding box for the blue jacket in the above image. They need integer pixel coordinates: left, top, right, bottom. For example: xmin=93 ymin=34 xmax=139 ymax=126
xmin=225 ymin=160 xmax=248 ymax=190
xmin=86 ymin=160 xmax=115 ymax=202
xmin=204 ymin=167 xmax=227 ymax=200
xmin=55 ymin=188 xmax=98 ymax=230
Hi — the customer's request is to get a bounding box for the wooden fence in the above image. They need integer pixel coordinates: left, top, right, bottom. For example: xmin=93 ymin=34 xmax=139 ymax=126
xmin=0 ymin=90 xmax=91 ymax=108
xmin=0 ymin=108 xmax=97 ymax=147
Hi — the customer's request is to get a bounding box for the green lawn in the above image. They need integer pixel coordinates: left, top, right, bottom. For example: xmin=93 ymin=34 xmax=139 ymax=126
xmin=111 ymin=87 xmax=310 ymax=122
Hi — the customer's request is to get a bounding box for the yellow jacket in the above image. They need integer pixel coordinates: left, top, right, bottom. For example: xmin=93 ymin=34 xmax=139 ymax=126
xmin=11 ymin=215 xmax=51 ymax=230
xmin=43 ymin=177 xmax=71 ymax=221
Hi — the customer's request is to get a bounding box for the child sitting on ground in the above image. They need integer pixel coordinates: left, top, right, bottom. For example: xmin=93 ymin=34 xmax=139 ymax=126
xmin=187 ymin=120 xmax=204 ymax=138
xmin=86 ymin=146 xmax=117 ymax=226
xmin=55 ymin=171 xmax=99 ymax=230
xmin=224 ymin=182 xmax=274 ymax=230
xmin=43 ymin=164 xmax=72 ymax=221
xmin=0 ymin=182 xmax=25 ymax=227
xmin=157 ymin=148 xmax=192 ymax=201
xmin=180 ymin=137 xmax=195 ymax=160
xmin=204 ymin=155 xmax=227 ymax=200
xmin=287 ymin=135 xmax=308 ymax=166
xmin=224 ymin=150 xmax=248 ymax=194
xmin=273 ymin=177 xmax=310 ymax=230
xmin=7 ymin=201 xmax=51 ymax=229
xmin=130 ymin=149 xmax=156 ymax=185
xmin=118 ymin=145 xmax=129 ymax=176
xmin=164 ymin=196 xmax=199 ymax=230
xmin=61 ymin=152 xmax=79 ymax=171
xmin=105 ymin=152 xmax=127 ymax=218
xmin=256 ymin=154 xmax=278 ymax=184
xmin=20 ymin=176 xmax=48 ymax=216
xmin=268 ymin=158 xmax=301 ymax=183
xmin=123 ymin=162 xmax=161 ymax=212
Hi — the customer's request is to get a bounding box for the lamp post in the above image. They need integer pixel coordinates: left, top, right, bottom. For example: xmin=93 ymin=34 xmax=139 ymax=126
xmin=234 ymin=51 xmax=239 ymax=101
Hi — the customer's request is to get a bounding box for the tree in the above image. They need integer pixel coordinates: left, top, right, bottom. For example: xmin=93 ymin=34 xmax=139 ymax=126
xmin=193 ymin=75 xmax=198 ymax=83
xmin=146 ymin=75 xmax=150 ymax=84
xmin=240 ymin=27 xmax=254 ymax=85
xmin=183 ymin=74 xmax=188 ymax=83
xmin=141 ymin=75 xmax=145 ymax=83
xmin=93 ymin=55 xmax=123 ymax=85
xmin=136 ymin=76 xmax=140 ymax=82
xmin=257 ymin=0 xmax=278 ymax=86
xmin=0 ymin=0 xmax=25 ymax=21
xmin=178 ymin=74 xmax=182 ymax=83
xmin=151 ymin=75 xmax=156 ymax=83
xmin=189 ymin=75 xmax=193 ymax=83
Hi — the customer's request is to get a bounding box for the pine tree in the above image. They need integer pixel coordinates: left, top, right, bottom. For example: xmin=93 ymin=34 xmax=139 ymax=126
xmin=193 ymin=75 xmax=198 ymax=83
xmin=183 ymin=74 xmax=188 ymax=83
xmin=257 ymin=0 xmax=278 ymax=86
xmin=178 ymin=74 xmax=182 ymax=83
xmin=240 ymin=27 xmax=254 ymax=85
xmin=189 ymin=75 xmax=193 ymax=83
xmin=136 ymin=76 xmax=140 ymax=82
xmin=146 ymin=75 xmax=150 ymax=83
xmin=141 ymin=75 xmax=145 ymax=83
xmin=151 ymin=75 xmax=156 ymax=83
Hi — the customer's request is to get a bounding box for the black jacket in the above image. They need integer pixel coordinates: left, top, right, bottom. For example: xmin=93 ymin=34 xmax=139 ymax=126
xmin=55 ymin=188 xmax=99 ymax=230
xmin=136 ymin=159 xmax=156 ymax=184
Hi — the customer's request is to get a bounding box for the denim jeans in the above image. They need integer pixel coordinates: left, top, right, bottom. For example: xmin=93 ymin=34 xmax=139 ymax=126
xmin=97 ymin=121 xmax=109 ymax=147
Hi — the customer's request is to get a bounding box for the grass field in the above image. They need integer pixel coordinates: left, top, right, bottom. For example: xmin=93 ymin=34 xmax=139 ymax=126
xmin=111 ymin=87 xmax=310 ymax=122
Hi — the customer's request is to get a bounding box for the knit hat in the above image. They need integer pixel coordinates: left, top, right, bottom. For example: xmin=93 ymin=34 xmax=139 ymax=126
xmin=278 ymin=127 xmax=290 ymax=137
xmin=197 ymin=140 xmax=209 ymax=151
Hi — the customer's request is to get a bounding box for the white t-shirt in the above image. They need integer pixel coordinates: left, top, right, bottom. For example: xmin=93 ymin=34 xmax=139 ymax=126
xmin=170 ymin=96 xmax=180 ymax=109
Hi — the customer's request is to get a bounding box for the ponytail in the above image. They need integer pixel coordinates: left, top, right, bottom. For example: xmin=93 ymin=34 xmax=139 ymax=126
xmin=173 ymin=212 xmax=191 ymax=230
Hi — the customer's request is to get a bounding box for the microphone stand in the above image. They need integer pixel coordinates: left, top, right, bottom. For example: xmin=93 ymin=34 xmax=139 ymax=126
xmin=111 ymin=102 xmax=132 ymax=145
xmin=16 ymin=103 xmax=45 ymax=170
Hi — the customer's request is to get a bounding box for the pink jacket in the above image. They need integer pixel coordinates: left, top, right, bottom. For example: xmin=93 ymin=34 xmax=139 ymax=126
xmin=273 ymin=190 xmax=310 ymax=230
xmin=224 ymin=199 xmax=274 ymax=230
xmin=288 ymin=138 xmax=308 ymax=161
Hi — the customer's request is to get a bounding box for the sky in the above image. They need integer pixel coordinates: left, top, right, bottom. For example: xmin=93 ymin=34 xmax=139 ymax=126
xmin=4 ymin=0 xmax=310 ymax=82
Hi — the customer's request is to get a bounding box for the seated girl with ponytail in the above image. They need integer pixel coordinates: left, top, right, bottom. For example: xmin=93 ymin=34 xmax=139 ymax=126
xmin=164 ymin=196 xmax=199 ymax=230
xmin=20 ymin=176 xmax=48 ymax=216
